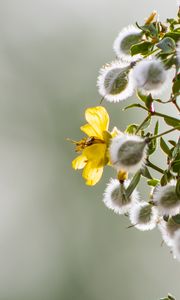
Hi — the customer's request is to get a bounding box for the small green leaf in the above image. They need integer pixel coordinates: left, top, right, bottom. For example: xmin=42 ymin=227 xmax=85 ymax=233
xmin=141 ymin=166 xmax=153 ymax=179
xmin=137 ymin=91 xmax=147 ymax=103
xmin=147 ymin=179 xmax=159 ymax=186
xmin=168 ymin=140 xmax=176 ymax=147
xmin=160 ymin=294 xmax=176 ymax=300
xmin=172 ymin=160 xmax=180 ymax=174
xmin=148 ymin=122 xmax=159 ymax=156
xmin=160 ymin=137 xmax=171 ymax=156
xmin=145 ymin=94 xmax=153 ymax=110
xmin=123 ymin=103 xmax=143 ymax=110
xmin=157 ymin=37 xmax=176 ymax=53
xmin=172 ymin=141 xmax=180 ymax=159
xmin=130 ymin=41 xmax=153 ymax=56
xmin=160 ymin=172 xmax=168 ymax=186
xmin=140 ymin=23 xmax=158 ymax=37
xmin=176 ymin=179 xmax=180 ymax=198
xmin=172 ymin=214 xmax=180 ymax=224
xmin=164 ymin=117 xmax=180 ymax=128
xmin=125 ymin=124 xmax=138 ymax=134
xmin=154 ymin=120 xmax=159 ymax=135
xmin=172 ymin=74 xmax=180 ymax=94
xmin=164 ymin=31 xmax=180 ymax=41
xmin=126 ymin=171 xmax=141 ymax=197
xmin=137 ymin=93 xmax=154 ymax=110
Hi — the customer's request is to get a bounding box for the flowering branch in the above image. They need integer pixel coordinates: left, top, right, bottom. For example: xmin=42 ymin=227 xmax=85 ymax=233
xmin=69 ymin=3 xmax=180 ymax=298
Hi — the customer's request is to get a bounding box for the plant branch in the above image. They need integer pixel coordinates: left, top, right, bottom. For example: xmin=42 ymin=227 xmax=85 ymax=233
xmin=146 ymin=159 xmax=164 ymax=174
xmin=135 ymin=114 xmax=151 ymax=134
xmin=147 ymin=126 xmax=180 ymax=141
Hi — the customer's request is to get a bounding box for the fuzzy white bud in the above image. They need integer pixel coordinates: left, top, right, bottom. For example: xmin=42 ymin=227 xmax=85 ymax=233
xmin=158 ymin=218 xmax=180 ymax=247
xmin=97 ymin=61 xmax=135 ymax=102
xmin=113 ymin=25 xmax=142 ymax=62
xmin=103 ymin=178 xmax=139 ymax=215
xmin=129 ymin=202 xmax=158 ymax=231
xmin=132 ymin=58 xmax=167 ymax=96
xmin=153 ymin=181 xmax=180 ymax=216
xmin=110 ymin=134 xmax=147 ymax=173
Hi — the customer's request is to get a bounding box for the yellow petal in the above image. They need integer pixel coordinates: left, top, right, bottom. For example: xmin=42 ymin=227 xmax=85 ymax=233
xmin=80 ymin=124 xmax=98 ymax=137
xmin=72 ymin=154 xmax=87 ymax=170
xmin=83 ymin=143 xmax=107 ymax=165
xmin=111 ymin=126 xmax=122 ymax=138
xmin=82 ymin=162 xmax=103 ymax=186
xmin=84 ymin=106 xmax=109 ymax=139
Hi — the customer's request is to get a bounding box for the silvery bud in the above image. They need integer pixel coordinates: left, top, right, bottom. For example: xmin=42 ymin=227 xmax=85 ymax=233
xmin=110 ymin=134 xmax=147 ymax=173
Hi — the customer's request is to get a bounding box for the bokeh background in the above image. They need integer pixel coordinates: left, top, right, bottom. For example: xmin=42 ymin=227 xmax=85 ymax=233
xmin=0 ymin=0 xmax=179 ymax=299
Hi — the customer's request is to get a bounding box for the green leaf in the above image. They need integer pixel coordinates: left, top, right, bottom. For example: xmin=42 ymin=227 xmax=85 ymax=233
xmin=147 ymin=179 xmax=159 ymax=186
xmin=164 ymin=31 xmax=180 ymax=42
xmin=156 ymin=37 xmax=176 ymax=53
xmin=126 ymin=171 xmax=141 ymax=197
xmin=136 ymin=92 xmax=154 ymax=110
xmin=140 ymin=23 xmax=158 ymax=37
xmin=160 ymin=172 xmax=168 ymax=186
xmin=148 ymin=121 xmax=159 ymax=156
xmin=160 ymin=137 xmax=171 ymax=156
xmin=154 ymin=120 xmax=159 ymax=135
xmin=167 ymin=293 xmax=176 ymax=300
xmin=137 ymin=91 xmax=147 ymax=103
xmin=172 ymin=160 xmax=180 ymax=174
xmin=130 ymin=41 xmax=153 ymax=56
xmin=123 ymin=103 xmax=143 ymax=110
xmin=145 ymin=94 xmax=153 ymax=110
xmin=164 ymin=116 xmax=180 ymax=128
xmin=176 ymin=179 xmax=180 ymax=198
xmin=172 ymin=214 xmax=180 ymax=224
xmin=125 ymin=124 xmax=138 ymax=134
xmin=148 ymin=138 xmax=156 ymax=156
xmin=141 ymin=166 xmax=153 ymax=179
xmin=168 ymin=140 xmax=176 ymax=147
xmin=172 ymin=74 xmax=180 ymax=94
xmin=160 ymin=294 xmax=176 ymax=300
xmin=172 ymin=141 xmax=180 ymax=159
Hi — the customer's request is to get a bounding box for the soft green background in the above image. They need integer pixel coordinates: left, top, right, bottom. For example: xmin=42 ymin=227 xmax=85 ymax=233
xmin=0 ymin=0 xmax=179 ymax=299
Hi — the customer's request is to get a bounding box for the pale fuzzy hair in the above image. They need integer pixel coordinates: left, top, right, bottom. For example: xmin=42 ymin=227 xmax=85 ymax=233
xmin=113 ymin=25 xmax=142 ymax=62
xmin=153 ymin=180 xmax=180 ymax=217
xmin=109 ymin=134 xmax=147 ymax=173
xmin=132 ymin=58 xmax=168 ymax=97
xmin=158 ymin=219 xmax=174 ymax=247
xmin=103 ymin=178 xmax=139 ymax=215
xmin=129 ymin=201 xmax=158 ymax=231
xmin=97 ymin=61 xmax=135 ymax=102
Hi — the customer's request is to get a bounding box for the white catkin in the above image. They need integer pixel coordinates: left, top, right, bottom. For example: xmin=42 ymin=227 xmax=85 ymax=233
xmin=109 ymin=134 xmax=147 ymax=173
xmin=113 ymin=25 xmax=142 ymax=62
xmin=97 ymin=61 xmax=135 ymax=102
xmin=103 ymin=178 xmax=139 ymax=215
xmin=129 ymin=202 xmax=158 ymax=231
xmin=153 ymin=181 xmax=180 ymax=217
xmin=132 ymin=58 xmax=168 ymax=96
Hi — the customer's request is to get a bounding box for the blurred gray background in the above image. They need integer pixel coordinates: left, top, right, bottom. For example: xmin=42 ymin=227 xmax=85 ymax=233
xmin=0 ymin=0 xmax=179 ymax=299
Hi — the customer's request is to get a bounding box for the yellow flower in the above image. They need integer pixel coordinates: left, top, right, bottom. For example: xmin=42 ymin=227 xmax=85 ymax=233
xmin=71 ymin=106 xmax=118 ymax=186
